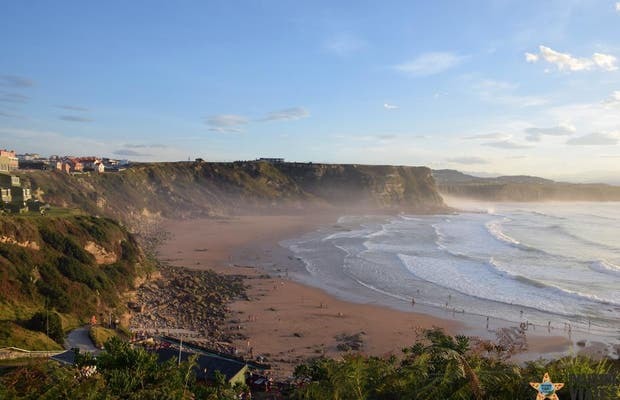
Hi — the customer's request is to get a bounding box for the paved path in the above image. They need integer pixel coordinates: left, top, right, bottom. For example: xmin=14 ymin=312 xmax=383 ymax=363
xmin=64 ymin=326 xmax=99 ymax=353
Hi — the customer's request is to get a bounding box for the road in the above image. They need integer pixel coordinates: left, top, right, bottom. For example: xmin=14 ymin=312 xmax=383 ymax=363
xmin=64 ymin=326 xmax=99 ymax=353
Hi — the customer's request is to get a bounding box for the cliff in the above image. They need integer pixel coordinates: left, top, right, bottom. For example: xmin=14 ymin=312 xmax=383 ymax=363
xmin=21 ymin=161 xmax=446 ymax=228
xmin=433 ymin=169 xmax=620 ymax=201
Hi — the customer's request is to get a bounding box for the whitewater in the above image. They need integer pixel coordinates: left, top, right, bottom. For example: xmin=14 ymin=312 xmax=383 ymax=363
xmin=281 ymin=201 xmax=620 ymax=345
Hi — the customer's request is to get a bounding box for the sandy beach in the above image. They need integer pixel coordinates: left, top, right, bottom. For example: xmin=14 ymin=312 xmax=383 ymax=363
xmin=156 ymin=214 xmax=572 ymax=377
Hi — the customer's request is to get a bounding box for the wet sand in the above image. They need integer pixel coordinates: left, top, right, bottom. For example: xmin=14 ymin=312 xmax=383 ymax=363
xmin=156 ymin=214 xmax=572 ymax=377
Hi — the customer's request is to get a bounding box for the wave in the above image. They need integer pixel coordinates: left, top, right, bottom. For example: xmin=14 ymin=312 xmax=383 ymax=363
xmin=487 ymin=258 xmax=620 ymax=307
xmin=485 ymin=218 xmax=521 ymax=245
xmin=590 ymin=260 xmax=620 ymax=277
xmin=528 ymin=210 xmax=567 ymax=220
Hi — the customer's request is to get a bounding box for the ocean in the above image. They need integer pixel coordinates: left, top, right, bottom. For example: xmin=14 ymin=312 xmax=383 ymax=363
xmin=280 ymin=201 xmax=620 ymax=349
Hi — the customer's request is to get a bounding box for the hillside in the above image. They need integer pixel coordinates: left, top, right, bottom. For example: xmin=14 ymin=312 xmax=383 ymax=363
xmin=0 ymin=214 xmax=146 ymax=349
xmin=433 ymin=169 xmax=620 ymax=201
xmin=20 ymin=161 xmax=446 ymax=229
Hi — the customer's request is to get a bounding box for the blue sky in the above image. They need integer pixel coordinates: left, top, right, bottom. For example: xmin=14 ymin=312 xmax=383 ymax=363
xmin=1 ymin=1 xmax=620 ymax=181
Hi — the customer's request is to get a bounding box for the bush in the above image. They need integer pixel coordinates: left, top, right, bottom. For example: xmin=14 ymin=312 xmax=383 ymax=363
xmin=26 ymin=310 xmax=64 ymax=343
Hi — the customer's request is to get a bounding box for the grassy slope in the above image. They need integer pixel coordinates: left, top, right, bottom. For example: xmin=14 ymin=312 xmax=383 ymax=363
xmin=0 ymin=214 xmax=145 ymax=349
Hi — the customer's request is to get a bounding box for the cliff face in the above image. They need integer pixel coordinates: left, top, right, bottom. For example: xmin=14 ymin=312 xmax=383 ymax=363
xmin=433 ymin=169 xmax=620 ymax=201
xmin=21 ymin=162 xmax=446 ymax=227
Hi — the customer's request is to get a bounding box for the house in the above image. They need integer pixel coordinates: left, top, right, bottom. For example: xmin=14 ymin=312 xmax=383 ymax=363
xmin=0 ymin=173 xmax=32 ymax=212
xmin=154 ymin=347 xmax=248 ymax=386
xmin=0 ymin=149 xmax=19 ymax=172
xmin=78 ymin=157 xmax=105 ymax=173
xmin=257 ymin=157 xmax=284 ymax=163
xmin=257 ymin=157 xmax=284 ymax=164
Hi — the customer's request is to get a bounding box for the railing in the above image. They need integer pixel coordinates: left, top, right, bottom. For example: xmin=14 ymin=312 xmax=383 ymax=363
xmin=0 ymin=347 xmax=64 ymax=360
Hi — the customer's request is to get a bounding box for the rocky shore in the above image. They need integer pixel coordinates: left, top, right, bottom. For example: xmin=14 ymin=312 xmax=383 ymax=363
xmin=129 ymin=264 xmax=247 ymax=353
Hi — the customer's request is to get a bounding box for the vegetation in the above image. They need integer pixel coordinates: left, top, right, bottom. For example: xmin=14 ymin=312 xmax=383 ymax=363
xmin=25 ymin=311 xmax=63 ymax=344
xmin=89 ymin=326 xmax=121 ymax=349
xmin=291 ymin=329 xmax=620 ymax=400
xmin=0 ymin=337 xmax=247 ymax=400
xmin=0 ymin=331 xmax=617 ymax=399
xmin=0 ymin=214 xmax=145 ymax=348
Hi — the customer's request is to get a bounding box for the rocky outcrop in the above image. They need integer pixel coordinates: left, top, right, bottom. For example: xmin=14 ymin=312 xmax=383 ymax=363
xmin=0 ymin=235 xmax=40 ymax=250
xmin=84 ymin=241 xmax=118 ymax=264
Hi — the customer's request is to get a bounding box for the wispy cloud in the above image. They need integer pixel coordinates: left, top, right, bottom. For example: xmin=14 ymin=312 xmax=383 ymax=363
xmin=261 ymin=107 xmax=309 ymax=121
xmin=59 ymin=115 xmax=94 ymax=122
xmin=383 ymin=103 xmax=399 ymax=110
xmin=0 ymin=92 xmax=30 ymax=103
xmin=113 ymin=149 xmax=151 ymax=157
xmin=525 ymin=45 xmax=618 ymax=72
xmin=394 ymin=52 xmax=466 ymax=77
xmin=566 ymin=132 xmax=618 ymax=145
xmin=0 ymin=75 xmax=34 ymax=88
xmin=124 ymin=143 xmax=167 ymax=149
xmin=482 ymin=140 xmax=530 ymax=149
xmin=0 ymin=110 xmax=27 ymax=119
xmin=56 ymin=104 xmax=89 ymax=112
xmin=472 ymin=79 xmax=547 ymax=107
xmin=324 ymin=33 xmax=366 ymax=56
xmin=616 ymin=2 xmax=620 ymax=12
xmin=446 ymin=156 xmax=488 ymax=165
xmin=463 ymin=132 xmax=511 ymax=140
xmin=524 ymin=124 xmax=575 ymax=142
xmin=205 ymin=114 xmax=248 ymax=133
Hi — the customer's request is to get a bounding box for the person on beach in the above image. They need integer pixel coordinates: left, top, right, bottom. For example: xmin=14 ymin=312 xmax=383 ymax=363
xmin=411 ymin=297 xmax=415 ymax=306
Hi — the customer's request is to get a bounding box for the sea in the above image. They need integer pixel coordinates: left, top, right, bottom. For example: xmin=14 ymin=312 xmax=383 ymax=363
xmin=279 ymin=201 xmax=620 ymax=352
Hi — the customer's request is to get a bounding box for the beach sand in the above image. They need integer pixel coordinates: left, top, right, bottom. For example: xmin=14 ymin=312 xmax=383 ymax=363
xmin=156 ymin=214 xmax=571 ymax=377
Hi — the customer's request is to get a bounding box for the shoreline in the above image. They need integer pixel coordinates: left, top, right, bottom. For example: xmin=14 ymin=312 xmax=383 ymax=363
xmin=154 ymin=213 xmax=582 ymax=377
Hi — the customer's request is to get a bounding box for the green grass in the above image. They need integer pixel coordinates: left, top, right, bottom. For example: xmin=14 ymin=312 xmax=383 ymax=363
xmin=0 ymin=321 xmax=62 ymax=351
xmin=89 ymin=326 xmax=121 ymax=349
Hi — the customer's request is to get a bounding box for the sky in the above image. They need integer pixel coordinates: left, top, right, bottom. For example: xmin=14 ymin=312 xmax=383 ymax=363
xmin=1 ymin=1 xmax=620 ymax=182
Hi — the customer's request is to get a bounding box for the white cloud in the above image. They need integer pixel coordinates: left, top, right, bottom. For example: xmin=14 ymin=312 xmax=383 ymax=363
xmin=616 ymin=2 xmax=620 ymax=12
xmin=324 ymin=33 xmax=367 ymax=56
xmin=394 ymin=52 xmax=466 ymax=76
xmin=205 ymin=114 xmax=248 ymax=133
xmin=526 ymin=45 xmax=618 ymax=72
xmin=383 ymin=103 xmax=399 ymax=110
xmin=261 ymin=107 xmax=309 ymax=121
xmin=446 ymin=156 xmax=488 ymax=165
xmin=603 ymin=90 xmax=620 ymax=107
xmin=524 ymin=124 xmax=575 ymax=142
xmin=566 ymin=132 xmax=618 ymax=145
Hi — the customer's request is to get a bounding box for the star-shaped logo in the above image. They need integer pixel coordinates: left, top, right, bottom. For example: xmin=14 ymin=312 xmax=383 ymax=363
xmin=530 ymin=372 xmax=564 ymax=399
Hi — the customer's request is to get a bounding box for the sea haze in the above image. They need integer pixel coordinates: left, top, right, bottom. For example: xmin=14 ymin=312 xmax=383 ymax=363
xmin=280 ymin=202 xmax=620 ymax=346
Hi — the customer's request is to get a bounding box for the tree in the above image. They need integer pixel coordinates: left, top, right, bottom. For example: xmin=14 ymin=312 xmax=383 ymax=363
xmin=26 ymin=310 xmax=63 ymax=343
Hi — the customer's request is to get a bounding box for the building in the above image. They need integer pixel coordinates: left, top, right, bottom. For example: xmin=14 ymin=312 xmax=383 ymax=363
xmin=0 ymin=173 xmax=32 ymax=211
xmin=257 ymin=157 xmax=284 ymax=164
xmin=0 ymin=149 xmax=18 ymax=172
xmin=155 ymin=348 xmax=248 ymax=386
